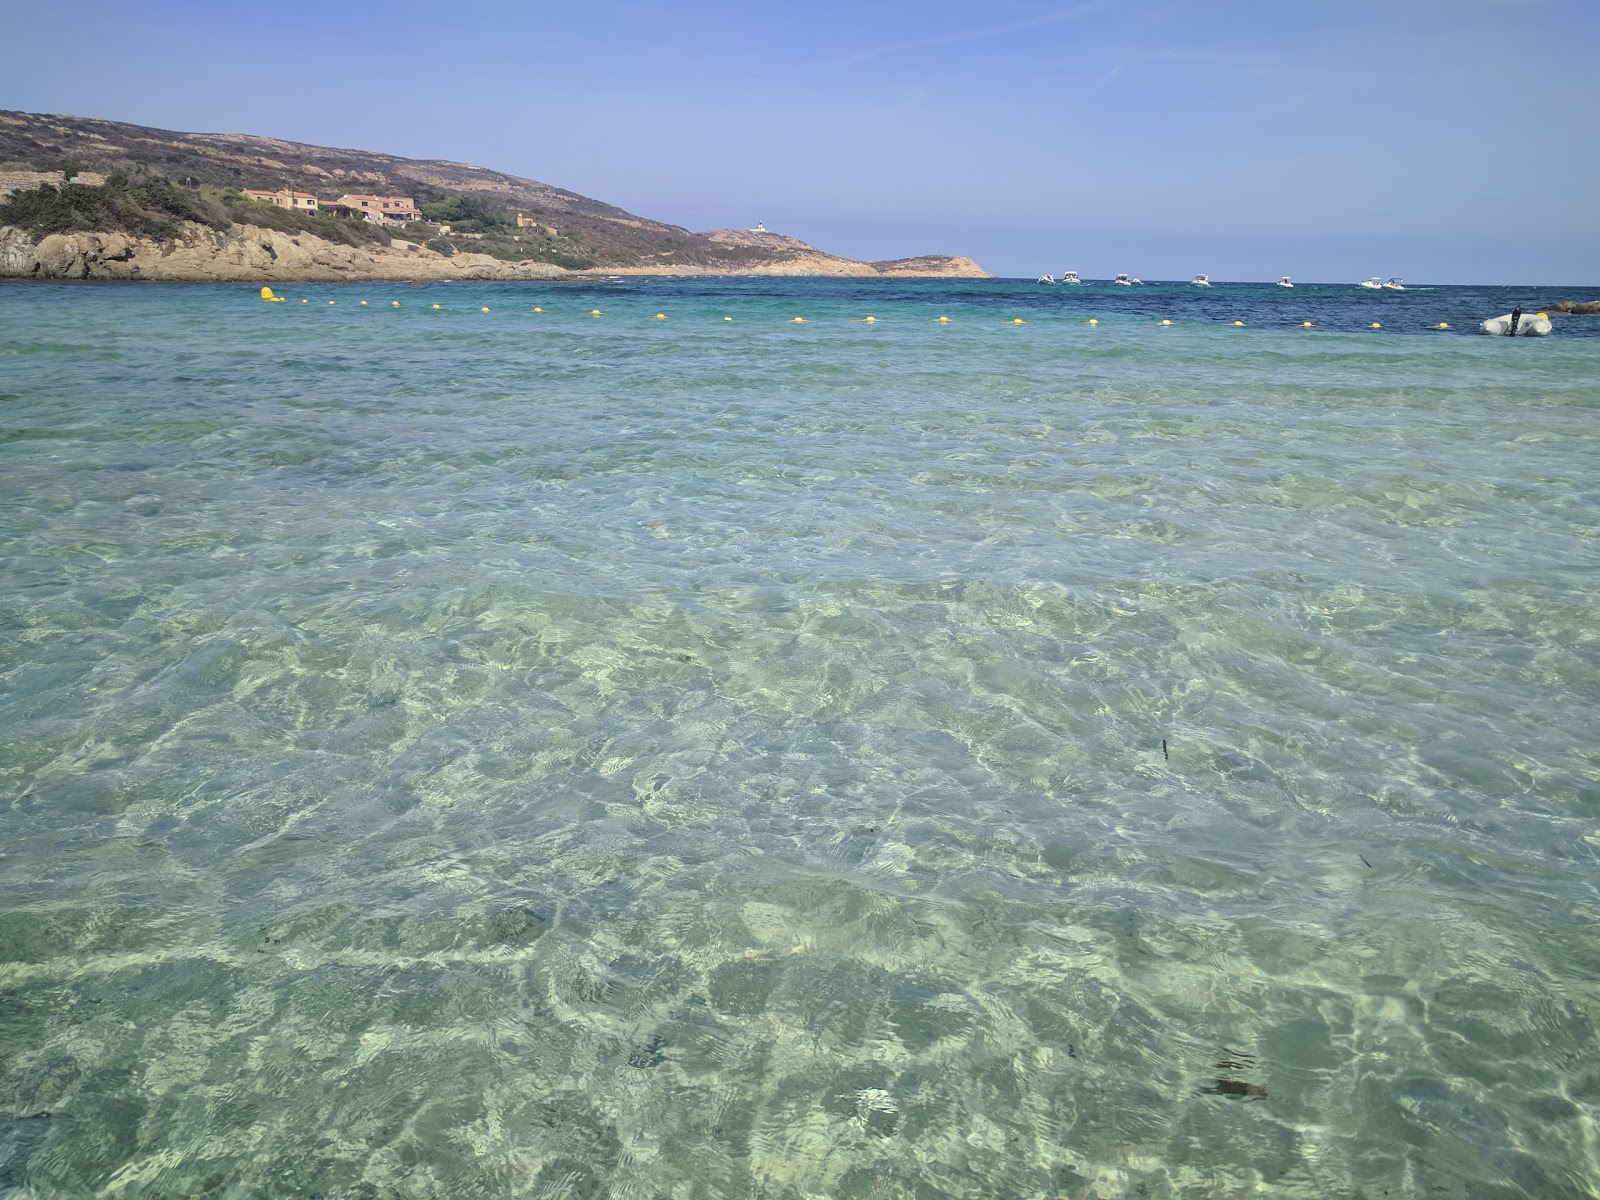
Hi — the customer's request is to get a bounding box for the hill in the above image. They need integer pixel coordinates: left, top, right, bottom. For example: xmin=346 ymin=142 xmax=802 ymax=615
xmin=0 ymin=111 xmax=989 ymax=280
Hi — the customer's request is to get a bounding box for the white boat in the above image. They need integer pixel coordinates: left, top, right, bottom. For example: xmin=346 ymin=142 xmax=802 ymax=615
xmin=1277 ymin=276 xmax=1293 ymax=288
xmin=1358 ymin=277 xmax=1383 ymax=290
xmin=1113 ymin=273 xmax=1133 ymax=286
xmin=1383 ymin=278 xmax=1405 ymax=291
xmin=1036 ymin=274 xmax=1055 ymax=284
xmin=1480 ymin=310 xmax=1550 ymax=337
xmin=1061 ymin=270 xmax=1083 ymax=285
xmin=1191 ymin=274 xmax=1211 ymax=287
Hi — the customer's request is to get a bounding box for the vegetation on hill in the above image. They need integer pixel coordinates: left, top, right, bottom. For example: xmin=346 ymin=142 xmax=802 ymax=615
xmin=0 ymin=171 xmax=229 ymax=239
xmin=0 ymin=170 xmax=396 ymax=247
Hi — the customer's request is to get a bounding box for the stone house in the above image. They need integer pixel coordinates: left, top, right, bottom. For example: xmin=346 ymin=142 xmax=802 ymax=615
xmin=326 ymin=194 xmax=422 ymax=223
xmin=242 ymin=189 xmax=319 ymax=213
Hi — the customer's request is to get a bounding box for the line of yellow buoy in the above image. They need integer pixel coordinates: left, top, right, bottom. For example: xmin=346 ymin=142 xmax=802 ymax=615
xmin=255 ymin=289 xmax=1472 ymax=330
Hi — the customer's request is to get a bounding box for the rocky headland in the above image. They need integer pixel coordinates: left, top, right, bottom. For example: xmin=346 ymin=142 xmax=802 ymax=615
xmin=0 ymin=221 xmax=989 ymax=283
xmin=0 ymin=110 xmax=991 ymax=282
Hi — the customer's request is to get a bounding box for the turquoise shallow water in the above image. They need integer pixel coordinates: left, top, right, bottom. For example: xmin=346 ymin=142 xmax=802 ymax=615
xmin=1 ymin=278 xmax=1598 ymax=1199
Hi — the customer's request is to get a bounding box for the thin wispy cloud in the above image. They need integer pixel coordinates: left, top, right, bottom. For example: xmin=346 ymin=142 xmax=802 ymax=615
xmin=1077 ymin=46 xmax=1245 ymax=96
xmin=821 ymin=1 xmax=1117 ymax=68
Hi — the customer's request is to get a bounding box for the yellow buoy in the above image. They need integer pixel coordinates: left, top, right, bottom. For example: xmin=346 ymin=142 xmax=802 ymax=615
xmin=301 ymin=299 xmax=307 ymax=304
xmin=1301 ymin=321 xmax=1313 ymax=327
xmin=591 ymin=309 xmax=603 ymax=316
xmin=1159 ymin=319 xmax=1172 ymax=326
xmin=329 ymin=300 xmax=335 ymax=305
xmin=481 ymin=307 xmax=491 ymax=313
xmin=1232 ymin=320 xmax=1245 ymax=326
xmin=864 ymin=316 xmax=876 ymax=323
xmin=1012 ymin=318 xmax=1026 ymax=325
xmin=1370 ymin=322 xmax=1381 ymax=329
xmin=431 ymin=304 xmax=441 ymax=310
xmin=392 ymin=300 xmax=401 ymax=308
xmin=359 ymin=300 xmax=368 ymax=306
xmin=793 ymin=317 xmax=806 ymax=323
xmin=533 ymin=307 xmax=543 ymax=313
xmin=1088 ymin=318 xmax=1098 ymax=325
xmin=655 ymin=313 xmax=666 ymax=320
xmin=260 ymin=286 xmax=275 ymax=300
xmin=937 ymin=316 xmax=952 ymax=323
xmin=1437 ymin=322 xmax=1450 ymax=329
xmin=724 ymin=316 xmax=733 ymax=321
xmin=1536 ymin=312 xmax=1548 ymax=319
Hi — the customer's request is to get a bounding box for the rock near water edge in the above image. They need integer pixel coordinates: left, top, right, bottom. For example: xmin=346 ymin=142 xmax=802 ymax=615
xmin=0 ymin=222 xmax=991 ymax=283
xmin=0 ymin=222 xmax=573 ymax=282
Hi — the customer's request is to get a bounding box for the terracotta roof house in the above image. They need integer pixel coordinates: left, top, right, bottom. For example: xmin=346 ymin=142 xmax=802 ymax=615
xmin=326 ymin=194 xmax=422 ymax=223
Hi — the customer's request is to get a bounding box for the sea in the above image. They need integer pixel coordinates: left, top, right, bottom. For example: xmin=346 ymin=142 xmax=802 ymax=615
xmin=2 ymin=277 xmax=1597 ymax=1200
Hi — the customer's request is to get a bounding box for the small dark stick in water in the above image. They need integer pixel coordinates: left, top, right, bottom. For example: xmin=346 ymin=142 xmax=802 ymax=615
xmin=1360 ymin=854 xmax=1373 ymax=869
xmin=1161 ymin=739 xmax=1169 ymax=761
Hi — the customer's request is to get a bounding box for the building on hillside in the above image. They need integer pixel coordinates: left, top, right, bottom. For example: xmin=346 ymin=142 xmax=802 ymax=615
xmin=242 ymin=189 xmax=319 ymax=213
xmin=326 ymin=194 xmax=422 ymax=223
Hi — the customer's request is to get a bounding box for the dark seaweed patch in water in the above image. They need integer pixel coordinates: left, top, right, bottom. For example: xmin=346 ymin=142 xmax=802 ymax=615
xmin=626 ymin=1036 xmax=666 ymax=1069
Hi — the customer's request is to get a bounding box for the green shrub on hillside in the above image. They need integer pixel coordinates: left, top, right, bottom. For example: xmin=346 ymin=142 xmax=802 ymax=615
xmin=0 ymin=176 xmax=231 ymax=238
xmin=0 ymin=174 xmax=397 ymax=248
xmin=418 ymin=193 xmax=514 ymax=229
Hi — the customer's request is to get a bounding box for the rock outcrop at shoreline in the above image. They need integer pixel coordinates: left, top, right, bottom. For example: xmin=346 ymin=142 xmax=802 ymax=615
xmin=0 ymin=221 xmax=991 ymax=283
xmin=693 ymin=228 xmax=989 ymax=279
xmin=1544 ymin=300 xmax=1600 ymax=315
xmin=0 ymin=222 xmax=571 ymax=282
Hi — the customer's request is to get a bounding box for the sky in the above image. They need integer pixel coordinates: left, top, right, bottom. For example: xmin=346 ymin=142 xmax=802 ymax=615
xmin=4 ymin=0 xmax=1596 ymax=283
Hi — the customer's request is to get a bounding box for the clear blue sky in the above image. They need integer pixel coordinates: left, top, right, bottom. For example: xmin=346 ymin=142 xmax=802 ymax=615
xmin=6 ymin=0 xmax=1596 ymax=283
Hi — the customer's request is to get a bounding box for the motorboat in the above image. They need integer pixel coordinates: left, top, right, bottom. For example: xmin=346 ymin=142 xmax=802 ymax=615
xmin=1113 ymin=273 xmax=1133 ymax=286
xmin=1383 ymin=278 xmax=1405 ymax=291
xmin=1191 ymin=274 xmax=1211 ymax=287
xmin=1358 ymin=277 xmax=1383 ymax=289
xmin=1060 ymin=270 xmax=1083 ymax=285
xmin=1277 ymin=276 xmax=1293 ymax=288
xmin=1036 ymin=274 xmax=1056 ymax=284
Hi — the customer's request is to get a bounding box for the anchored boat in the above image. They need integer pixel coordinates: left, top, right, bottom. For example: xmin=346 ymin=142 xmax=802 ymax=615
xmin=1481 ymin=310 xmax=1551 ymax=337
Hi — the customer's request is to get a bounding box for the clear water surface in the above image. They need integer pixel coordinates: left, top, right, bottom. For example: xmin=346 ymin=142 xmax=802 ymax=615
xmin=1 ymin=278 xmax=1597 ymax=1198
